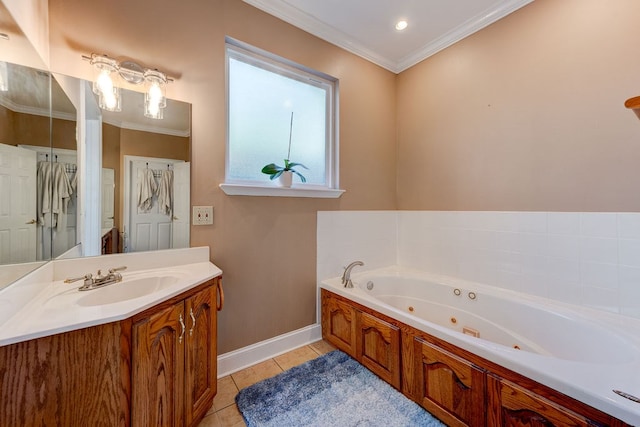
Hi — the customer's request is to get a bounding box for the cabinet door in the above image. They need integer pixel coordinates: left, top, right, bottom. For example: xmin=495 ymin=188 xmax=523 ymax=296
xmin=185 ymin=284 xmax=217 ymax=426
xmin=357 ymin=311 xmax=401 ymax=388
xmin=414 ymin=337 xmax=485 ymax=427
xmin=132 ymin=301 xmax=186 ymax=427
xmin=487 ymin=375 xmax=597 ymax=427
xmin=321 ymin=290 xmax=357 ymax=356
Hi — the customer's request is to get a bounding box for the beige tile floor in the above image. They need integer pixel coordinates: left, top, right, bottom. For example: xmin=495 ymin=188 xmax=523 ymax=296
xmin=198 ymin=340 xmax=336 ymax=427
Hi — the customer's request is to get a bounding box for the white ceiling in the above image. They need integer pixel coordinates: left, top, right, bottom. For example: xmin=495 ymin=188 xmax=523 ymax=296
xmin=243 ymin=0 xmax=534 ymax=73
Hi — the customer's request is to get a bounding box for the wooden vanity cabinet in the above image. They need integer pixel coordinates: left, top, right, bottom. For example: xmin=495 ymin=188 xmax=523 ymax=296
xmin=132 ymin=279 xmax=219 ymax=427
xmin=0 ymin=276 xmax=222 ymax=427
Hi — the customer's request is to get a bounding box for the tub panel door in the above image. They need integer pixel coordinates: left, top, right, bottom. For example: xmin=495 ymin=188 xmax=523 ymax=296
xmin=487 ymin=375 xmax=597 ymax=427
xmin=357 ymin=311 xmax=401 ymax=389
xmin=321 ymin=290 xmax=357 ymax=356
xmin=414 ymin=337 xmax=486 ymax=427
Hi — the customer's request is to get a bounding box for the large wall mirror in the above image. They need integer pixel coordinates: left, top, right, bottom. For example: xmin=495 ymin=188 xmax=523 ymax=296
xmin=0 ymin=5 xmax=191 ymax=289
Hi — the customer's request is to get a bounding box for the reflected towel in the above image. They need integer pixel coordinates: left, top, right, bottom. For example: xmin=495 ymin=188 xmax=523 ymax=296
xmin=37 ymin=161 xmax=52 ymax=226
xmin=157 ymin=169 xmax=173 ymax=216
xmin=137 ymin=168 xmax=157 ymax=212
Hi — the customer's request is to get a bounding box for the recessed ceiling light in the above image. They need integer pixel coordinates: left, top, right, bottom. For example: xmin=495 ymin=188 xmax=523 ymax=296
xmin=395 ymin=20 xmax=408 ymax=31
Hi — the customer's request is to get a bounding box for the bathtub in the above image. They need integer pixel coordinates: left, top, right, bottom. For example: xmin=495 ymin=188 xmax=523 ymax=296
xmin=319 ymin=266 xmax=640 ymax=425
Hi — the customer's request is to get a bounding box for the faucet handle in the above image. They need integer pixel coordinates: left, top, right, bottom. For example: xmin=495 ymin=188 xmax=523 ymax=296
xmin=64 ymin=273 xmax=92 ymax=284
xmin=109 ymin=266 xmax=127 ymax=274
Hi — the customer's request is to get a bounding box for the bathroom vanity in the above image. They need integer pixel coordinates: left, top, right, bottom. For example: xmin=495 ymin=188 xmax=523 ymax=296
xmin=0 ymin=247 xmax=222 ymax=427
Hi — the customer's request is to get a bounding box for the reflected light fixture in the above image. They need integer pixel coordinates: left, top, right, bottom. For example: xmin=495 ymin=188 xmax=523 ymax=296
xmin=83 ymin=53 xmax=173 ymax=119
xmin=0 ymin=34 xmax=8 ymax=92
xmin=0 ymin=61 xmax=8 ymax=92
xmin=395 ymin=20 xmax=408 ymax=31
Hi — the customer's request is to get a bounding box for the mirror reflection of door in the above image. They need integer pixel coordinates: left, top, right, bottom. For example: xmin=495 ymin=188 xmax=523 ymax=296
xmin=101 ymin=168 xmax=115 ymax=230
xmin=0 ymin=143 xmax=37 ymax=263
xmin=123 ymin=156 xmax=189 ymax=253
xmin=171 ymin=161 xmax=190 ymax=249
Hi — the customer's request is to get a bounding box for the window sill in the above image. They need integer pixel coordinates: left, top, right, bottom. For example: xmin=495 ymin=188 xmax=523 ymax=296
xmin=219 ymin=183 xmax=345 ymax=198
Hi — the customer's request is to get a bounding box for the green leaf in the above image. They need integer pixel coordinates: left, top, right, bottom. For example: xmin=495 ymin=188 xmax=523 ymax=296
xmin=269 ymin=170 xmax=284 ymax=180
xmin=261 ymin=163 xmax=283 ymax=175
xmin=292 ymin=170 xmax=307 ymax=182
xmin=287 ymin=162 xmax=308 ymax=170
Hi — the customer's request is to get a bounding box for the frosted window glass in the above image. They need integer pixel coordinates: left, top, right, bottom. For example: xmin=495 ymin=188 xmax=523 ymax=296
xmin=226 ymin=43 xmax=336 ymax=187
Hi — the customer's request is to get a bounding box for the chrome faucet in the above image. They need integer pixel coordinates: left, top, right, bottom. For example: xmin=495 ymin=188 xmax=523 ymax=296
xmin=65 ymin=266 xmax=127 ymax=291
xmin=342 ymin=261 xmax=364 ymax=288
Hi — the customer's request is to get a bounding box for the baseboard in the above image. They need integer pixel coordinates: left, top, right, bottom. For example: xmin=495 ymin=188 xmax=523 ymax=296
xmin=217 ymin=323 xmax=322 ymax=378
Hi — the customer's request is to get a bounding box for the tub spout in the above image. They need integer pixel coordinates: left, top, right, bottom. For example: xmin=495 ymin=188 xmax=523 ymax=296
xmin=342 ymin=261 xmax=364 ymax=288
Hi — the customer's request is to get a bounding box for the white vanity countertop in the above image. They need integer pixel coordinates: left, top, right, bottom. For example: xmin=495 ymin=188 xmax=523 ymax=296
xmin=0 ymin=247 xmax=222 ymax=347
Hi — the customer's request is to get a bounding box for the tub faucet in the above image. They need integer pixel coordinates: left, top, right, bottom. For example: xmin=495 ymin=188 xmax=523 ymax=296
xmin=342 ymin=261 xmax=364 ymax=288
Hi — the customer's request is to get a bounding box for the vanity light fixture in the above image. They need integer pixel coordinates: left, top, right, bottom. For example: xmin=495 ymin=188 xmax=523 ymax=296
xmin=395 ymin=20 xmax=408 ymax=31
xmin=83 ymin=53 xmax=172 ymax=118
xmin=625 ymin=96 xmax=640 ymax=120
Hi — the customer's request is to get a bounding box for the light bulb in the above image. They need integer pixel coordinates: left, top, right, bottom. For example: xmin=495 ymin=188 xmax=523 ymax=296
xmin=96 ymin=70 xmax=113 ymax=95
xmin=148 ymin=82 xmax=163 ymax=103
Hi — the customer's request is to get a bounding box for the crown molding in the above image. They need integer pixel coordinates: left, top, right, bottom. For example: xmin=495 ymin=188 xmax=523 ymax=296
xmin=101 ymin=117 xmax=191 ymax=138
xmin=1 ymin=97 xmax=189 ymax=137
xmin=396 ymin=0 xmax=534 ymax=71
xmin=243 ymin=0 xmax=533 ymax=74
xmin=0 ymin=96 xmax=76 ymax=121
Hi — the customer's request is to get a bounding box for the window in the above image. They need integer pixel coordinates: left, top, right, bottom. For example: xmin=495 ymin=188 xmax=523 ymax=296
xmin=221 ymin=37 xmax=343 ymax=198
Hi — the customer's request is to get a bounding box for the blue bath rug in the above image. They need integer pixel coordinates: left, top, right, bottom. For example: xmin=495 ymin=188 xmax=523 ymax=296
xmin=235 ymin=350 xmax=445 ymax=427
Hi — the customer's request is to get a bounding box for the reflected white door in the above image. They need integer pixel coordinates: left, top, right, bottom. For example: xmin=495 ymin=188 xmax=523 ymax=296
xmin=0 ymin=143 xmax=37 ymax=263
xmin=127 ymin=158 xmax=176 ymax=252
xmin=171 ymin=162 xmax=190 ymax=248
xmin=101 ymin=168 xmax=115 ymax=230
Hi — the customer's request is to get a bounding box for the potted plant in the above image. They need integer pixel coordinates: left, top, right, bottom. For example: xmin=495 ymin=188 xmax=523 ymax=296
xmin=261 ymin=112 xmax=308 ymax=187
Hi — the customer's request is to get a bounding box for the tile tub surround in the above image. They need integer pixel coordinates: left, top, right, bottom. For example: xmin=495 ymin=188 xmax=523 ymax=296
xmin=317 ymin=211 xmax=640 ymax=318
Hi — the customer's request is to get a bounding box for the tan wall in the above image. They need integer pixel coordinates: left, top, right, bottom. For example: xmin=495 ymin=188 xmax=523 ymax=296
xmin=397 ymin=0 xmax=640 ymax=211
xmin=2 ymin=109 xmax=75 ymax=149
xmin=0 ymin=105 xmax=14 ymax=144
xmin=49 ymin=0 xmax=392 ymax=353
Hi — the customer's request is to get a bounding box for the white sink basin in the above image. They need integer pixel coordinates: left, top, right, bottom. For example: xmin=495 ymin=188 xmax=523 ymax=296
xmin=76 ymin=276 xmax=180 ymax=306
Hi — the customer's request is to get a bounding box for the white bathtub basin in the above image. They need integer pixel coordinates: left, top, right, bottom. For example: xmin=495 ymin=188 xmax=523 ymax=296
xmin=77 ymin=275 xmax=181 ymax=306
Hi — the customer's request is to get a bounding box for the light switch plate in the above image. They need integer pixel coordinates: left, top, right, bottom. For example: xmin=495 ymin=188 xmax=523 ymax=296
xmin=193 ymin=206 xmax=213 ymax=225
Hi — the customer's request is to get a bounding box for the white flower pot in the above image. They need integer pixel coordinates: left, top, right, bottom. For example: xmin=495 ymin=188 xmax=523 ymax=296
xmin=278 ymin=171 xmax=293 ymax=187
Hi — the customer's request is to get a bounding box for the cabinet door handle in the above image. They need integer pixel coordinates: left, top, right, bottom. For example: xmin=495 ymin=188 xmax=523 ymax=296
xmin=216 ymin=280 xmax=224 ymax=311
xmin=189 ymin=308 xmax=196 ymax=336
xmin=178 ymin=313 xmax=185 ymax=344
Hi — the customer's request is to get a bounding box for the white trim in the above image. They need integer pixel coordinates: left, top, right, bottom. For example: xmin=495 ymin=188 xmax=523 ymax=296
xmin=242 ymin=0 xmax=533 ymax=74
xmin=217 ymin=324 xmax=322 ymax=378
xmin=219 ymin=183 xmax=345 ymax=198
